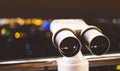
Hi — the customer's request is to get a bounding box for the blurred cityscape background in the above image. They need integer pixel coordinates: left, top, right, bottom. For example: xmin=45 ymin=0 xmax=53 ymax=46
xmin=0 ymin=17 xmax=119 ymax=60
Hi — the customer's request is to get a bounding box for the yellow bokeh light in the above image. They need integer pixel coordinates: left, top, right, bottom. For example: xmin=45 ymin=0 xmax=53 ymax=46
xmin=15 ymin=32 xmax=21 ymax=39
xmin=16 ymin=17 xmax=24 ymax=26
xmin=1 ymin=28 xmax=6 ymax=35
xmin=116 ymin=65 xmax=120 ymax=70
xmin=2 ymin=18 xmax=10 ymax=25
xmin=31 ymin=18 xmax=36 ymax=23
xmin=25 ymin=19 xmax=31 ymax=25
xmin=32 ymin=18 xmax=42 ymax=26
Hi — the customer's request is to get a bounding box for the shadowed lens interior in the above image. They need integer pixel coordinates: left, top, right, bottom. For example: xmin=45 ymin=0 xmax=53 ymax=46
xmin=90 ymin=36 xmax=110 ymax=55
xmin=59 ymin=37 xmax=80 ymax=57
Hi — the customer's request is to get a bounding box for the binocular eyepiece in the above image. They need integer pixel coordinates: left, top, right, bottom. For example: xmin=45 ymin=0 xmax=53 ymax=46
xmin=81 ymin=27 xmax=110 ymax=55
xmin=53 ymin=29 xmax=81 ymax=57
xmin=50 ymin=19 xmax=110 ymax=57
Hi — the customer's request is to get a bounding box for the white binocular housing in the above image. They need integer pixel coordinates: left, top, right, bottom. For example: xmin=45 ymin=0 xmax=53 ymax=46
xmin=50 ymin=19 xmax=110 ymax=57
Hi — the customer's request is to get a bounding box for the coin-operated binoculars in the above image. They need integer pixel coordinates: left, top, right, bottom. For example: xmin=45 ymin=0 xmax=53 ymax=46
xmin=50 ymin=19 xmax=110 ymax=71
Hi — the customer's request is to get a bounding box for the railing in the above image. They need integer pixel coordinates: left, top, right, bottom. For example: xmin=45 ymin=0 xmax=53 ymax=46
xmin=0 ymin=53 xmax=120 ymax=71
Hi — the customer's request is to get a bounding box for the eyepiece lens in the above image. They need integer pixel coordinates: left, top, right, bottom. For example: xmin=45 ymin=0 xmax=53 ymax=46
xmin=90 ymin=36 xmax=110 ymax=55
xmin=60 ymin=37 xmax=80 ymax=57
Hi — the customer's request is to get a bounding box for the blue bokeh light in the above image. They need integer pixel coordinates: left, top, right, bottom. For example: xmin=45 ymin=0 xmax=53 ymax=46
xmin=42 ymin=21 xmax=50 ymax=30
